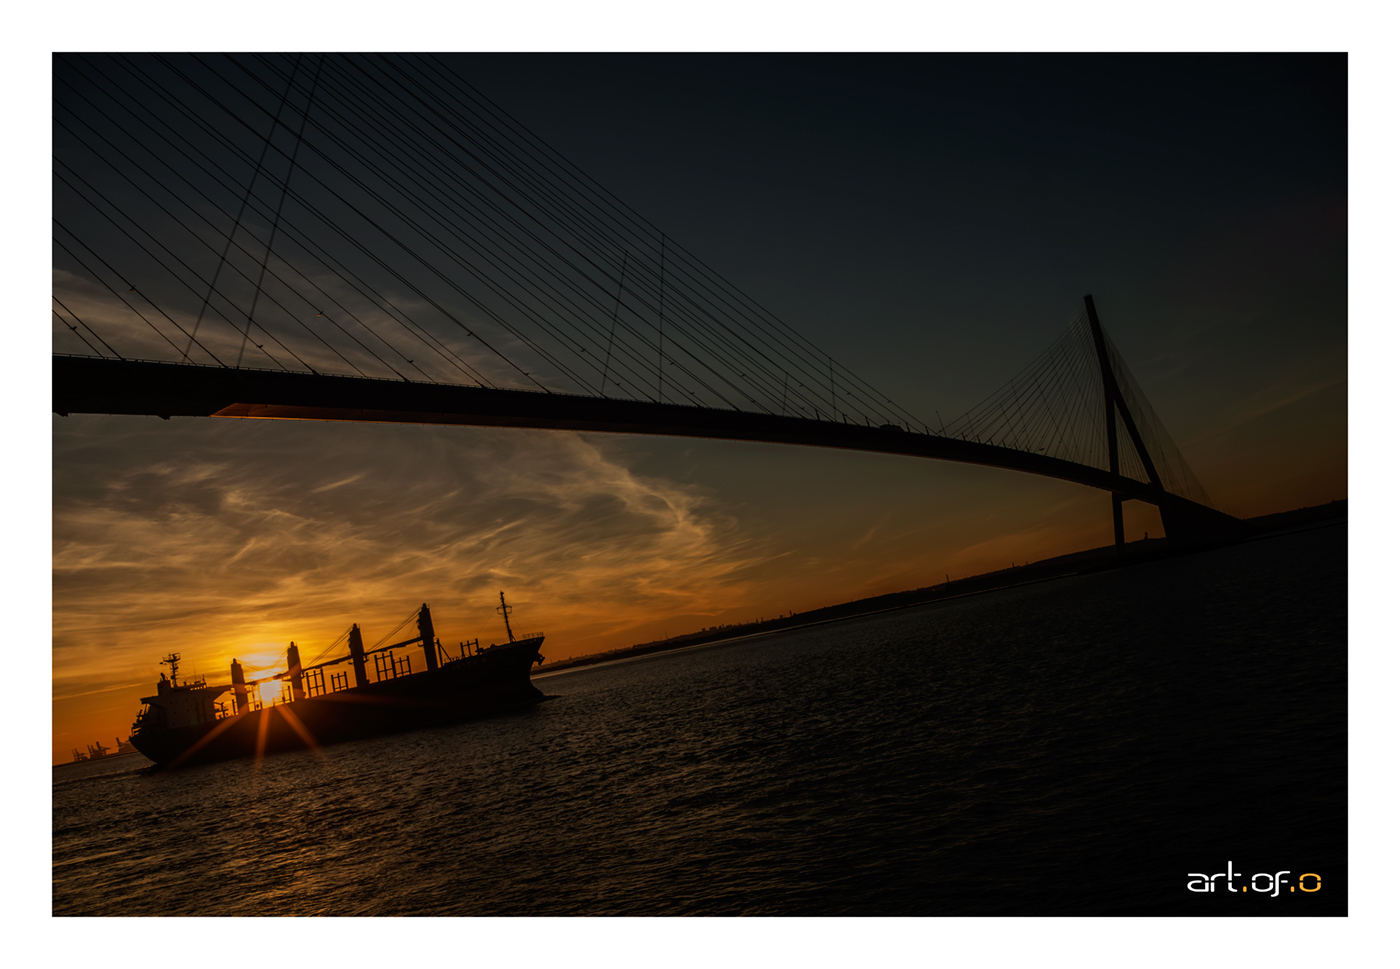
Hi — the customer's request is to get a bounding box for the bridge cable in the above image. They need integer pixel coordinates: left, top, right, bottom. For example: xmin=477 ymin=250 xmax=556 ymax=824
xmin=55 ymin=54 xmax=930 ymax=430
xmin=400 ymin=52 xmax=901 ymax=417
xmin=52 ymin=307 xmax=102 ymax=357
xmin=53 ymin=228 xmax=228 ymax=365
xmin=232 ymin=53 xmax=873 ymax=411
xmin=55 ymin=63 xmax=401 ymax=377
xmin=57 ymin=59 xmax=419 ymax=378
xmin=53 ymin=149 xmax=306 ymax=370
xmin=83 ymin=54 xmax=465 ymax=384
xmin=116 ymin=52 xmax=496 ymax=387
xmin=237 ymin=54 xmax=321 ymax=369
xmin=433 ymin=57 xmax=929 ymax=427
xmin=206 ymin=54 xmax=580 ymax=392
xmin=275 ymin=52 xmax=767 ymax=408
xmin=53 ymin=168 xmax=310 ymax=371
xmin=346 ymin=54 xmax=734 ymax=402
xmin=168 ymin=54 xmax=555 ymax=393
xmin=51 ymin=299 xmax=121 ymax=359
xmin=185 ymin=54 xmax=301 ymax=365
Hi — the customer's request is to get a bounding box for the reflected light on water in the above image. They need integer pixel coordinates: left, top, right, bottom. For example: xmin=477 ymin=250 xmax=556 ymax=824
xmin=274 ymin=706 xmax=323 ymax=759
xmin=53 ymin=526 xmax=1347 ymax=916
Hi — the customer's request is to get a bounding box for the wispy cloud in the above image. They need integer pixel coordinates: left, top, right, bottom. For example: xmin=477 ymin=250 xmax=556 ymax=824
xmin=52 ymin=417 xmax=780 ymax=698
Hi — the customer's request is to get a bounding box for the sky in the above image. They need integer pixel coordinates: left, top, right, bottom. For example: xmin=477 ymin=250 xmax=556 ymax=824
xmin=49 ymin=53 xmax=1348 ymax=765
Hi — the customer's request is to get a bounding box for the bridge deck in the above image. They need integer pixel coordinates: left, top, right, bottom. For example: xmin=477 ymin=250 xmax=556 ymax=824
xmin=56 ymin=355 xmax=1166 ymax=500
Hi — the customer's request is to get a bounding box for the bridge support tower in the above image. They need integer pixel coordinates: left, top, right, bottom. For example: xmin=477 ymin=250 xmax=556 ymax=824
xmin=1084 ymin=294 xmax=1248 ymax=553
xmin=1085 ymin=294 xmax=1158 ymax=557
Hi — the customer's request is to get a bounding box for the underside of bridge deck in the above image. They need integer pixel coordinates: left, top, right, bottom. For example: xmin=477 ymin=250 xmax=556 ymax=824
xmin=55 ymin=355 xmax=1248 ymax=547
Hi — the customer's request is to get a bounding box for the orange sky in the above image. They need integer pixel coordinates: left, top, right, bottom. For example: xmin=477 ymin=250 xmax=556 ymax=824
xmin=48 ymin=54 xmax=1347 ymax=764
xmin=51 ymin=383 xmax=1344 ymax=764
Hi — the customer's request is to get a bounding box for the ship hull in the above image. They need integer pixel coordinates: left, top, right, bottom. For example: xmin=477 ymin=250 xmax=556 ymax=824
xmin=131 ymin=637 xmax=546 ymax=768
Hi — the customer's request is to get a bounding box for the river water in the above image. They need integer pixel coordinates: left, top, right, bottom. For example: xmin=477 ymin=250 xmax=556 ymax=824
xmin=52 ymin=523 xmax=1346 ymax=916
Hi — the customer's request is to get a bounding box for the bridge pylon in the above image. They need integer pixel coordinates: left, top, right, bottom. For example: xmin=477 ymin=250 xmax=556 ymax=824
xmin=1083 ymin=294 xmax=1248 ymax=552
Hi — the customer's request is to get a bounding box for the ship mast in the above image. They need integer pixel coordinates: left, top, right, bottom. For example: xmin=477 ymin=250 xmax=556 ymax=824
xmin=497 ymin=591 xmax=516 ymax=643
xmin=160 ymin=652 xmax=181 ymax=683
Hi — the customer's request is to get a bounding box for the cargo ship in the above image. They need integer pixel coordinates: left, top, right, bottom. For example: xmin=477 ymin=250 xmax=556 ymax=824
xmin=129 ymin=595 xmax=547 ymax=768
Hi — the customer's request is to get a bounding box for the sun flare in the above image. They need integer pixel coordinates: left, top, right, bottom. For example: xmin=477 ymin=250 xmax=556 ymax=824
xmin=256 ymin=678 xmax=287 ymax=707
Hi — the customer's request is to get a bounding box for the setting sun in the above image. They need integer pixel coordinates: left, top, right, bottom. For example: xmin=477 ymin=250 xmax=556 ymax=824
xmin=256 ymin=678 xmax=287 ymax=708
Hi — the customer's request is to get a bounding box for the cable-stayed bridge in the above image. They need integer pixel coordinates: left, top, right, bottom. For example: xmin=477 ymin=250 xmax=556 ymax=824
xmin=52 ymin=53 xmax=1246 ymax=550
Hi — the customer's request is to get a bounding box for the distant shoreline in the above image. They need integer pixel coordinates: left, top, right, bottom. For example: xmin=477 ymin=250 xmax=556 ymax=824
xmin=533 ymin=566 xmax=1087 ymax=681
xmin=52 ymin=749 xmax=145 ymax=770
xmin=533 ymin=499 xmax=1346 ymax=680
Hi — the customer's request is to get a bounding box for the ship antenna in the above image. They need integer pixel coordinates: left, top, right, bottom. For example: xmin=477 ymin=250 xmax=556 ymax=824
xmin=161 ymin=652 xmax=181 ymax=683
xmin=497 ymin=591 xmax=516 ymax=643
